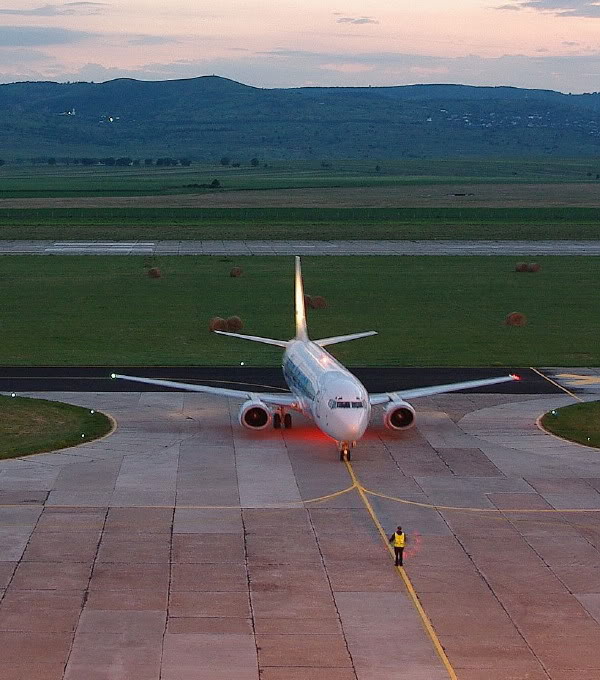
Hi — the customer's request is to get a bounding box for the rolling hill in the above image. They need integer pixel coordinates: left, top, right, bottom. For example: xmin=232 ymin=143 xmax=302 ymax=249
xmin=1 ymin=76 xmax=600 ymax=159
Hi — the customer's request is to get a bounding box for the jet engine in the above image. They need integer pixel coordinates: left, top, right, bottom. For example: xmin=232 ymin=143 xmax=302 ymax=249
xmin=384 ymin=400 xmax=416 ymax=431
xmin=239 ymin=400 xmax=272 ymax=430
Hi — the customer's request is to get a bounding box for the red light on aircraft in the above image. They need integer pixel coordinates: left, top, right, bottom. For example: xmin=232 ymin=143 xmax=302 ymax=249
xmin=510 ymin=374 xmax=522 ymax=381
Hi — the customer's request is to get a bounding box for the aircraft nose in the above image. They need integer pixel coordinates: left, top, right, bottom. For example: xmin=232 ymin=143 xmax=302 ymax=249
xmin=328 ymin=410 xmax=369 ymax=441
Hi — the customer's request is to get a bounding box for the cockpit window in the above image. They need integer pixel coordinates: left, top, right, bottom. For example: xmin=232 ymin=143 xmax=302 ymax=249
xmin=328 ymin=399 xmax=365 ymax=409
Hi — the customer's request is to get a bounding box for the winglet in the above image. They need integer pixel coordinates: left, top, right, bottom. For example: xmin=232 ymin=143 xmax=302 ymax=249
xmin=294 ymin=256 xmax=308 ymax=341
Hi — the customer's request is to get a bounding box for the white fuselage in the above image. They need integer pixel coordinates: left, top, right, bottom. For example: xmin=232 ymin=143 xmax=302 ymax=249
xmin=282 ymin=339 xmax=371 ymax=445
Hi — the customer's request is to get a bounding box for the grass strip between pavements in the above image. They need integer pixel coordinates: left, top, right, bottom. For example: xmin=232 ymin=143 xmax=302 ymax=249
xmin=541 ymin=401 xmax=600 ymax=449
xmin=0 ymin=394 xmax=113 ymax=459
xmin=0 ymin=255 xmax=598 ymax=367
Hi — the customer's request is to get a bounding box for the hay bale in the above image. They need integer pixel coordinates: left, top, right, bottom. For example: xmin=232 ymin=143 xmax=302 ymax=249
xmin=229 ymin=267 xmax=243 ymax=278
xmin=147 ymin=267 xmax=162 ymax=279
xmin=505 ymin=312 xmax=527 ymax=327
xmin=515 ymin=262 xmax=528 ymax=273
xmin=304 ymin=294 xmax=314 ymax=309
xmin=311 ymin=295 xmax=327 ymax=309
xmin=527 ymin=262 xmax=541 ymax=273
xmin=226 ymin=316 xmax=243 ymax=332
xmin=209 ymin=317 xmax=228 ymax=332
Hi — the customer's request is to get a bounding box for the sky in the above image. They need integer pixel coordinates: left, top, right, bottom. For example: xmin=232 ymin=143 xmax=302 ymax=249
xmin=0 ymin=0 xmax=599 ymax=91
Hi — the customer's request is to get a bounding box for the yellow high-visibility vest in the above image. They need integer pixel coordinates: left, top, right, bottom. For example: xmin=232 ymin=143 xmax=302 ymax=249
xmin=393 ymin=532 xmax=405 ymax=548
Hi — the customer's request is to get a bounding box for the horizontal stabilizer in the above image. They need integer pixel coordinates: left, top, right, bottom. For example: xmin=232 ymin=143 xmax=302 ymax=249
xmin=213 ymin=330 xmax=289 ymax=348
xmin=315 ymin=331 xmax=377 ymax=347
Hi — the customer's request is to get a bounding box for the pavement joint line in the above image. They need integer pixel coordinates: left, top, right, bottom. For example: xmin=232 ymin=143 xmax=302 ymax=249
xmin=0 ymin=485 xmax=358 ymax=511
xmin=343 ymin=459 xmax=458 ymax=680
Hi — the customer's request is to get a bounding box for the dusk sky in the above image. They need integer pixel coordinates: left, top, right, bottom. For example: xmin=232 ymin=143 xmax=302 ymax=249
xmin=0 ymin=0 xmax=599 ymax=91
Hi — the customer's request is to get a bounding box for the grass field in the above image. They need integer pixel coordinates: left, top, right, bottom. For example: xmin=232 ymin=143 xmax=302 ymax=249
xmin=541 ymin=401 xmax=600 ymax=448
xmin=1 ymin=158 xmax=600 ymax=199
xmin=0 ymin=255 xmax=597 ymax=366
xmin=0 ymin=394 xmax=112 ymax=458
xmin=0 ymin=207 xmax=599 ymax=240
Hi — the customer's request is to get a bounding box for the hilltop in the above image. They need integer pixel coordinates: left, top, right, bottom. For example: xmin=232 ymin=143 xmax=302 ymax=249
xmin=1 ymin=76 xmax=600 ymax=159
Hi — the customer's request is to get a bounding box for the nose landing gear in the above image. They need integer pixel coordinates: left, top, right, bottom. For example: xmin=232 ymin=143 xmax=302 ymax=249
xmin=339 ymin=442 xmax=352 ymax=461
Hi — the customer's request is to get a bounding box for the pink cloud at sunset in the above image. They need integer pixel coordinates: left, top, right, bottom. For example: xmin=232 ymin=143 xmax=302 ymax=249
xmin=0 ymin=0 xmax=598 ymax=91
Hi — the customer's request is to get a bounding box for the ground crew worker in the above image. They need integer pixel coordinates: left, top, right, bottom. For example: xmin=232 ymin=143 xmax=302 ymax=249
xmin=389 ymin=525 xmax=406 ymax=566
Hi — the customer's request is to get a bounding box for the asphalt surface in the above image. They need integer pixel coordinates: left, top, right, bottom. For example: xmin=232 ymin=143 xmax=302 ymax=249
xmin=0 ymin=240 xmax=599 ymax=255
xmin=0 ymin=366 xmax=559 ymax=394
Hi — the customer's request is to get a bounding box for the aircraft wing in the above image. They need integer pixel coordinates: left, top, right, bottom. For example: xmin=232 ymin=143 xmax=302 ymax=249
xmin=111 ymin=374 xmax=298 ymax=407
xmin=369 ymin=375 xmax=518 ymax=406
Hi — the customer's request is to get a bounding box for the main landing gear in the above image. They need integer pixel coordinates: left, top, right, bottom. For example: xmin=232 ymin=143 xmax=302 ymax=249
xmin=273 ymin=411 xmax=293 ymax=430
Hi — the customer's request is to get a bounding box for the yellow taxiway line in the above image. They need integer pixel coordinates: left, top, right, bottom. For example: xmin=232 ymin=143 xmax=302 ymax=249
xmin=343 ymin=459 xmax=458 ymax=680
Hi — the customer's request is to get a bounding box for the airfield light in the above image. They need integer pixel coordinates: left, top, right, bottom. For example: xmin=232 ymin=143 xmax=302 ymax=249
xmin=81 ymin=434 xmax=85 ymax=438
xmin=10 ymin=393 xmax=16 ymax=398
xmin=551 ymin=410 xmax=557 ymax=416
xmin=90 ymin=410 xmax=95 ymax=414
xmin=240 ymin=362 xmax=245 ymax=366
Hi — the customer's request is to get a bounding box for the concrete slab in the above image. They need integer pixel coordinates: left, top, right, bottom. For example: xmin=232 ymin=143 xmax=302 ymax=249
xmin=3 ymin=389 xmax=600 ymax=679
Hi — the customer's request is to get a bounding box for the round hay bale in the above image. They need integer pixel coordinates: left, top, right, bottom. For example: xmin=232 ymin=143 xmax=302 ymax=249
xmin=505 ymin=312 xmax=527 ymax=327
xmin=226 ymin=316 xmax=243 ymax=332
xmin=209 ymin=317 xmax=228 ymax=332
xmin=515 ymin=262 xmax=528 ymax=273
xmin=527 ymin=262 xmax=541 ymax=273
xmin=229 ymin=267 xmax=243 ymax=278
xmin=311 ymin=295 xmax=327 ymax=309
xmin=304 ymin=294 xmax=314 ymax=309
xmin=147 ymin=267 xmax=162 ymax=279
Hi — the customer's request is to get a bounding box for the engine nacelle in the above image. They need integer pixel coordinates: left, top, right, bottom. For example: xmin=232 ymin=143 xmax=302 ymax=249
xmin=384 ymin=400 xmax=416 ymax=431
xmin=239 ymin=400 xmax=272 ymax=430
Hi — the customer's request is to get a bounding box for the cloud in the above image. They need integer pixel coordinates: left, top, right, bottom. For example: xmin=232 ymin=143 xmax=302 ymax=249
xmin=0 ymin=48 xmax=49 ymax=64
xmin=0 ymin=26 xmax=95 ymax=46
xmin=336 ymin=16 xmax=378 ymax=24
xmin=0 ymin=2 xmax=107 ymax=16
xmin=496 ymin=0 xmax=600 ymax=17
xmin=128 ymin=35 xmax=178 ymax=46
xmin=562 ymin=40 xmax=580 ymax=45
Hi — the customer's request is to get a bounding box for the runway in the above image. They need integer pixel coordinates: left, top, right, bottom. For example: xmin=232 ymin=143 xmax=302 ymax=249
xmin=0 ymin=239 xmax=599 ymax=255
xmin=0 ymin=388 xmax=599 ymax=679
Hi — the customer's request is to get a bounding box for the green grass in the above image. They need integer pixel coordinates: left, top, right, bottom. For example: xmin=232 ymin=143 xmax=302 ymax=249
xmin=541 ymin=401 xmax=600 ymax=448
xmin=0 ymin=256 xmax=598 ymax=366
xmin=0 ymin=394 xmax=113 ymax=458
xmin=1 ymin=207 xmax=599 ymax=240
xmin=1 ymin=158 xmax=600 ymax=198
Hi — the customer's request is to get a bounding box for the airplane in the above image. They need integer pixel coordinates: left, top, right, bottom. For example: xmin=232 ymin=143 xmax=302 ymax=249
xmin=112 ymin=257 xmax=518 ymax=460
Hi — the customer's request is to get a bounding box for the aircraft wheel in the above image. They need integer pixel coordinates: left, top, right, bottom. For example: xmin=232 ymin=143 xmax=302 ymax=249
xmin=273 ymin=413 xmax=281 ymax=429
xmin=284 ymin=413 xmax=292 ymax=429
xmin=339 ymin=447 xmax=351 ymax=461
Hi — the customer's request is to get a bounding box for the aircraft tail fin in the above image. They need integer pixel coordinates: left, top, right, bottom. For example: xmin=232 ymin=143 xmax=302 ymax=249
xmin=294 ymin=256 xmax=309 ymax=341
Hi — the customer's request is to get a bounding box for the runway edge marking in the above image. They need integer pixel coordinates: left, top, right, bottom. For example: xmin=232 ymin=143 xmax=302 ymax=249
xmin=343 ymin=459 xmax=458 ymax=680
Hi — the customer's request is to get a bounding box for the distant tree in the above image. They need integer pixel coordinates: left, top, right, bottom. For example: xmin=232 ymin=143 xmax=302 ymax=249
xmin=180 ymin=158 xmax=192 ymax=167
xmin=102 ymin=157 xmax=116 ymax=166
xmin=220 ymin=156 xmax=231 ymax=166
xmin=47 ymin=157 xmax=57 ymax=166
xmin=250 ymin=157 xmax=259 ymax=167
xmin=132 ymin=159 xmax=140 ymax=166
xmin=375 ymin=164 xmax=381 ymax=172
xmin=144 ymin=158 xmax=153 ymax=166
xmin=210 ymin=179 xmax=221 ymax=188
xmin=232 ymin=162 xmax=240 ymax=167
xmin=0 ymin=159 xmax=5 ymax=166
xmin=115 ymin=157 xmax=132 ymax=166
xmin=321 ymin=162 xmax=331 ymax=168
